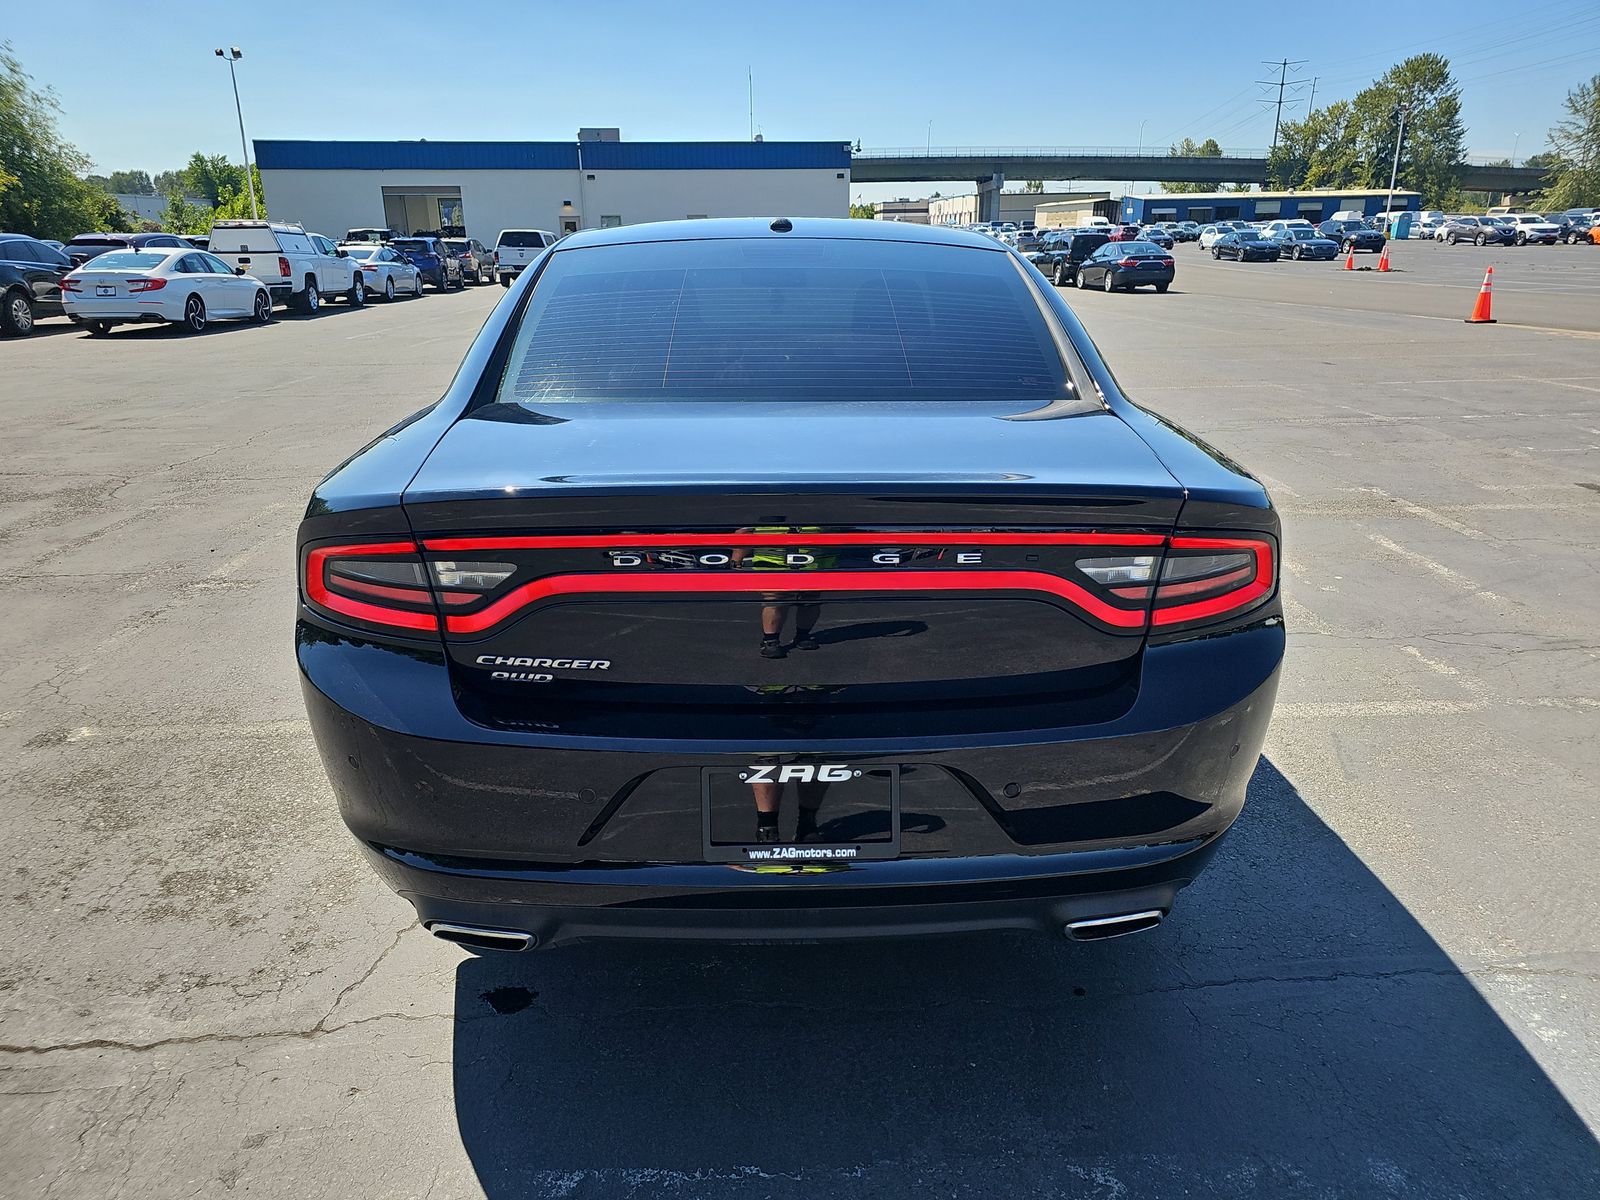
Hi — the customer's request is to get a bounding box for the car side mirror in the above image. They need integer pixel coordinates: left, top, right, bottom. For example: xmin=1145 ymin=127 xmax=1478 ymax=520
xmin=337 ymin=248 xmax=348 ymax=257
xmin=234 ymin=266 xmax=247 ymax=275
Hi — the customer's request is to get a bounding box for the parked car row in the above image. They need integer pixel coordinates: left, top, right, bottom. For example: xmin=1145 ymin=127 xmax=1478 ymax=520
xmin=0 ymin=218 xmax=512 ymax=338
xmin=1024 ymin=229 xmax=1175 ymax=292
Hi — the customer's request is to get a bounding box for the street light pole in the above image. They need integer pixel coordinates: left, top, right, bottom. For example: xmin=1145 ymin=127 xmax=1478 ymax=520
xmin=1511 ymin=131 xmax=1521 ymax=167
xmin=214 ymin=47 xmax=258 ymax=219
xmin=1384 ymin=104 xmax=1411 ymax=223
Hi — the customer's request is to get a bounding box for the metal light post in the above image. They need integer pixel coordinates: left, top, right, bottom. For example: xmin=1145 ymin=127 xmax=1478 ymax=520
xmin=1511 ymin=131 xmax=1521 ymax=167
xmin=213 ymin=47 xmax=258 ymax=219
xmin=1384 ymin=104 xmax=1412 ymax=224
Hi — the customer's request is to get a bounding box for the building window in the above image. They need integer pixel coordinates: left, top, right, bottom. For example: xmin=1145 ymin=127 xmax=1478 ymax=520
xmin=1188 ymin=207 xmax=1213 ymax=223
xmin=1255 ymin=200 xmax=1281 ymax=217
xmin=600 ymin=215 xmax=623 ymax=228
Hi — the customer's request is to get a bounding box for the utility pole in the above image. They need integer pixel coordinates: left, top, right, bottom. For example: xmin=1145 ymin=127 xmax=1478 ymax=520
xmin=748 ymin=67 xmax=754 ymax=141
xmin=1257 ymin=59 xmax=1310 ymax=153
xmin=1307 ymin=76 xmax=1318 ymax=115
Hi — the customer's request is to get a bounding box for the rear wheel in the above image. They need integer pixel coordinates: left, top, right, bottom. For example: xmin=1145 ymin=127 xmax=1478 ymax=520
xmin=348 ymin=274 xmax=366 ymax=307
xmin=1155 ymin=281 xmax=1170 ymax=293
xmin=500 ymin=274 xmax=511 ymax=288
xmin=1 ymin=288 xmax=33 ymax=336
xmin=298 ymin=279 xmax=320 ymax=315
xmin=414 ymin=273 xmax=425 ymax=297
xmin=85 ymin=319 xmax=113 ymax=336
xmin=1103 ymin=272 xmax=1116 ymax=293
xmin=383 ymin=276 xmax=396 ymax=302
xmin=1052 ymin=261 xmax=1066 ymax=286
xmin=181 ymin=294 xmax=207 ymax=334
xmin=252 ymin=290 xmax=272 ymax=324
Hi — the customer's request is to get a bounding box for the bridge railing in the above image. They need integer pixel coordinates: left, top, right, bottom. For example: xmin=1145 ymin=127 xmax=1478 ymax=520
xmin=857 ymin=147 xmax=1531 ymax=167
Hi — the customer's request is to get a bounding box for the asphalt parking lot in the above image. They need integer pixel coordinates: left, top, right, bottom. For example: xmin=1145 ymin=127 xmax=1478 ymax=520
xmin=3 ymin=243 xmax=1599 ymax=1198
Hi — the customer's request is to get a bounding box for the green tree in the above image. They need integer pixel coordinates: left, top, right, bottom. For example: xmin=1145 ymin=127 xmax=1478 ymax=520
xmin=1023 ymin=179 xmax=1044 ymax=193
xmin=153 ymin=168 xmax=185 ymax=196
xmin=849 ymin=201 xmax=876 ymax=219
xmin=1543 ymin=74 xmax=1600 ymax=211
xmin=179 ymin=152 xmax=246 ymax=206
xmin=209 ymin=165 xmax=264 ymax=220
xmin=161 ymin=192 xmax=213 ymax=235
xmin=1350 ymin=54 xmax=1465 ymax=206
xmin=0 ymin=42 xmax=124 ymax=239
xmin=105 ymin=168 xmax=154 ymax=195
xmin=1161 ymin=138 xmax=1222 ymax=193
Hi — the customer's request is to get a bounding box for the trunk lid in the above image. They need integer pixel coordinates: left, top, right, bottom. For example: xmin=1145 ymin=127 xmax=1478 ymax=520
xmin=403 ymin=402 xmax=1183 ymax=740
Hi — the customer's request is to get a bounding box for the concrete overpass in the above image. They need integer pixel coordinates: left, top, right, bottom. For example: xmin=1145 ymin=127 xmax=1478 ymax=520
xmin=851 ymin=147 xmax=1546 ymax=219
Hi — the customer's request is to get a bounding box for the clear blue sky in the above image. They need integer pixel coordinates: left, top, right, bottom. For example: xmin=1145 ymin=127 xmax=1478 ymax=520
xmin=7 ymin=0 xmax=1596 ymax=201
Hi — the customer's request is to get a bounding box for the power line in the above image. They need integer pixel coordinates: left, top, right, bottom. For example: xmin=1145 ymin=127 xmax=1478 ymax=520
xmin=1257 ymin=59 xmax=1310 ymax=152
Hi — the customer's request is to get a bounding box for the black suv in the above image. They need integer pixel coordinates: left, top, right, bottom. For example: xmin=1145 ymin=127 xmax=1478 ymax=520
xmin=1316 ymin=219 xmax=1386 ymax=252
xmin=1028 ymin=229 xmax=1112 ymax=286
xmin=0 ymin=233 xmax=72 ymax=337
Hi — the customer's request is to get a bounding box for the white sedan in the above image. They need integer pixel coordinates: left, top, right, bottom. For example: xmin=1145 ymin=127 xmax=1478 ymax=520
xmin=339 ymin=244 xmax=424 ymax=301
xmin=1197 ymin=224 xmax=1233 ymax=250
xmin=62 ymin=248 xmax=271 ymax=335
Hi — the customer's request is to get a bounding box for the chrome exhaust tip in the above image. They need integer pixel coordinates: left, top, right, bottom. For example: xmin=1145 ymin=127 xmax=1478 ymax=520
xmin=426 ymin=922 xmax=537 ymax=952
xmin=1063 ymin=910 xmax=1165 ymax=942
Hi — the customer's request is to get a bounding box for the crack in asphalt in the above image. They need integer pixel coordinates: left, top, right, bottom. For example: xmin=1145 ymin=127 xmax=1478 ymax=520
xmin=2 ymin=959 xmax=1593 ymax=1058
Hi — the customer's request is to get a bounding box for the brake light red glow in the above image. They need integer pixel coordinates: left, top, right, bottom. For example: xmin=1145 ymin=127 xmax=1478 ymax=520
xmin=127 ymin=277 xmax=166 ymax=293
xmin=302 ymin=542 xmax=438 ymax=632
xmin=1150 ymin=536 xmax=1275 ymax=626
xmin=278 ymin=255 xmax=291 ymax=277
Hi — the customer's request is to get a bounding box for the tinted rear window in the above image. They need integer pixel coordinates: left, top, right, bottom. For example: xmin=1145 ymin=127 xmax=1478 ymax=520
xmin=497 ymin=232 xmax=546 ymax=248
xmin=495 ymin=238 xmax=1070 ymax=407
xmin=392 ymin=239 xmax=433 ymax=253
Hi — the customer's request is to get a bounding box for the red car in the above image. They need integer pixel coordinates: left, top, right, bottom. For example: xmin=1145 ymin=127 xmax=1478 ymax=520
xmin=1107 ymin=225 xmax=1143 ymax=242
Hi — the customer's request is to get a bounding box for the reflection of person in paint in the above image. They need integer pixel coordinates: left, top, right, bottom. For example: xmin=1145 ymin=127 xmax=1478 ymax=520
xmin=731 ymin=526 xmax=828 ymax=660
xmin=750 ymin=778 xmax=827 ymax=844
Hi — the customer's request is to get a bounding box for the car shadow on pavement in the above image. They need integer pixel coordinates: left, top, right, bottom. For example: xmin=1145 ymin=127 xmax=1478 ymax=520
xmin=449 ymin=758 xmax=1600 ymax=1198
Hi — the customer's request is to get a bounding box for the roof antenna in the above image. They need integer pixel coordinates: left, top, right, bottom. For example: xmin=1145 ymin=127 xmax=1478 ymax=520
xmin=770 ymin=218 xmax=793 ymax=233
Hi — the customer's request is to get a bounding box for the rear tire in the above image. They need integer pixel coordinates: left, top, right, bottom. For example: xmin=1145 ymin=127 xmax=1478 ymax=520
xmin=348 ymin=275 xmax=366 ymax=307
xmin=383 ymin=276 xmax=396 ymax=302
xmin=85 ymin=319 xmax=113 ymax=336
xmin=1156 ymin=282 xmax=1169 ymax=293
xmin=500 ymin=274 xmax=512 ymax=288
xmin=298 ymin=279 xmax=320 ymax=315
xmin=1 ymin=288 xmax=34 ymax=336
xmin=1052 ymin=261 xmax=1066 ymax=286
xmin=181 ymin=294 xmax=207 ymax=334
xmin=252 ymin=290 xmax=272 ymax=324
xmin=1103 ymin=272 xmax=1116 ymax=293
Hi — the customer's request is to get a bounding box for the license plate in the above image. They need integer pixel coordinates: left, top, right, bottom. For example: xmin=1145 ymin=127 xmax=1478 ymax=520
xmin=702 ymin=764 xmax=899 ymax=863
xmin=96 ymin=284 xmax=116 ymax=297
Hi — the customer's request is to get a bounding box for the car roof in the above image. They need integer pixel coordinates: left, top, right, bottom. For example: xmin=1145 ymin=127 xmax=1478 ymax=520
xmin=556 ymin=217 xmax=1005 ymax=252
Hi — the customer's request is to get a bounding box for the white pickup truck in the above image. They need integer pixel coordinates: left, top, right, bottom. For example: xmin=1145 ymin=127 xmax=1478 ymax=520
xmin=493 ymin=229 xmax=560 ymax=287
xmin=207 ymin=220 xmax=364 ymax=312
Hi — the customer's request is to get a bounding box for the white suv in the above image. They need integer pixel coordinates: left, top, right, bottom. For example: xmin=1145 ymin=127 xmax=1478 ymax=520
xmin=1497 ymin=212 xmax=1560 ymax=246
xmin=207 ymin=221 xmax=362 ymax=312
xmin=494 ymin=229 xmax=560 ymax=287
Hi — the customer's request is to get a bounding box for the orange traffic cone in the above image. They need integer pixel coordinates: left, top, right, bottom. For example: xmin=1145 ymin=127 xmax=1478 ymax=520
xmin=1464 ymin=266 xmax=1495 ymax=324
xmin=1343 ymin=246 xmax=1356 ymax=270
xmin=1377 ymin=244 xmax=1391 ymax=272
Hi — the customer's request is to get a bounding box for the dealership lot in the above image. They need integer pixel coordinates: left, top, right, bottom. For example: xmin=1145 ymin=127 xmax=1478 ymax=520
xmin=2 ymin=250 xmax=1598 ymax=1198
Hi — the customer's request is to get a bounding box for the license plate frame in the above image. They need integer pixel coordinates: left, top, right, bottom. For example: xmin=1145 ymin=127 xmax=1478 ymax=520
xmin=95 ymin=284 xmax=116 ymax=297
xmin=701 ymin=764 xmax=900 ymax=864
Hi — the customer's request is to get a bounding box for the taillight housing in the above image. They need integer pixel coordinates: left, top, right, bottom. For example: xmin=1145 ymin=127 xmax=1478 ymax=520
xmin=301 ymin=543 xmax=522 ymax=634
xmin=1074 ymin=534 xmax=1276 ymax=631
xmin=60 ymin=276 xmax=82 ymax=292
xmin=278 ymin=255 xmax=291 ymax=278
xmin=127 ymin=277 xmax=166 ymax=293
xmin=301 ymin=541 xmax=439 ymax=633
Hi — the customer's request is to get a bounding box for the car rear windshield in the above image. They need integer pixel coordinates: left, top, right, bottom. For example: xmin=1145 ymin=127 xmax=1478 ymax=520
xmin=1120 ymin=243 xmax=1168 ymax=256
xmin=69 ymin=238 xmax=129 ymax=250
xmin=494 ymin=237 xmax=1072 ymax=407
xmin=343 ymin=246 xmax=379 ymax=260
xmin=497 ymin=232 xmax=546 ymax=248
xmin=392 ymin=239 xmax=432 ymax=253
xmin=79 ymin=252 xmax=170 ymax=271
xmin=442 ymin=240 xmax=468 ymax=252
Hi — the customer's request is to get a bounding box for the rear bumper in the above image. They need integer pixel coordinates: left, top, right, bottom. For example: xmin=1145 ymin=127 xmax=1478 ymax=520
xmin=300 ymin=620 xmax=1282 ymax=946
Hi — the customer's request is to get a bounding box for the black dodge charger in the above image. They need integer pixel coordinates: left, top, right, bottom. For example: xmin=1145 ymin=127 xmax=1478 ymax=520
xmin=297 ymin=219 xmax=1283 ymax=952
